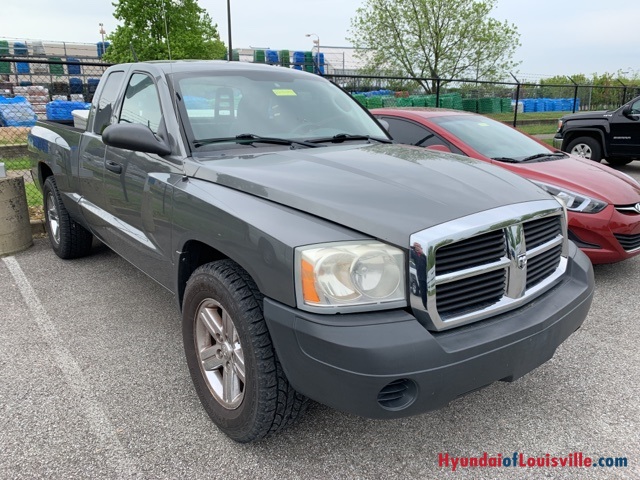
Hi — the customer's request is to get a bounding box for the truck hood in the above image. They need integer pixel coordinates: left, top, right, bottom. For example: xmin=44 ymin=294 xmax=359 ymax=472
xmin=510 ymin=156 xmax=640 ymax=205
xmin=186 ymin=144 xmax=550 ymax=246
xmin=561 ymin=110 xmax=609 ymax=121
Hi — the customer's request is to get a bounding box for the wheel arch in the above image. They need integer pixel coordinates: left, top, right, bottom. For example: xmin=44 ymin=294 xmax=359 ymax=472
xmin=38 ymin=161 xmax=54 ymax=188
xmin=562 ymin=128 xmax=607 ymax=156
xmin=177 ymin=240 xmax=229 ymax=310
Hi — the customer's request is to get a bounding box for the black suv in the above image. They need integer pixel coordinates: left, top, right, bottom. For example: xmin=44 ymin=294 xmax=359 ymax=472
xmin=554 ymin=95 xmax=640 ymax=166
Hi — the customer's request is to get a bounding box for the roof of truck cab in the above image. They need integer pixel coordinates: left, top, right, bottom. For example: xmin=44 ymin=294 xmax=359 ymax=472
xmin=112 ymin=60 xmax=316 ymax=77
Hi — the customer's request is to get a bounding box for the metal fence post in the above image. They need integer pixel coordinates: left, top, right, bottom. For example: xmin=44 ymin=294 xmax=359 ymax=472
xmin=568 ymin=76 xmax=579 ymax=113
xmin=617 ymin=79 xmax=627 ymax=105
xmin=435 ymin=77 xmax=441 ymax=107
xmin=509 ymin=73 xmax=520 ymax=127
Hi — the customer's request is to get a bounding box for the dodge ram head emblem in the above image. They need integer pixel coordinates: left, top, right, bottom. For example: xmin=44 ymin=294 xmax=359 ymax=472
xmin=517 ymin=254 xmax=527 ymax=269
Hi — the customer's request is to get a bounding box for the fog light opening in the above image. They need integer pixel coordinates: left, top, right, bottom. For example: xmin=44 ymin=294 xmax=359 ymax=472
xmin=377 ymin=378 xmax=418 ymax=411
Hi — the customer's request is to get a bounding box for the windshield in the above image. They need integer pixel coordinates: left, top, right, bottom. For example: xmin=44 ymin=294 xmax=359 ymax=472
xmin=172 ymin=69 xmax=388 ymax=148
xmin=430 ymin=115 xmax=556 ymax=161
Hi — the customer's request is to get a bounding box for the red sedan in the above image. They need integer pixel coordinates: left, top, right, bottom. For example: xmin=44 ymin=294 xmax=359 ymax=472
xmin=372 ymin=108 xmax=640 ymax=264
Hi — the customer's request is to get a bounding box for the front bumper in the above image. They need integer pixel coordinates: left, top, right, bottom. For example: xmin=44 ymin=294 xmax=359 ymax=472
xmin=553 ymin=134 xmax=563 ymax=150
xmin=264 ymin=242 xmax=594 ymax=419
xmin=568 ymin=206 xmax=640 ymax=263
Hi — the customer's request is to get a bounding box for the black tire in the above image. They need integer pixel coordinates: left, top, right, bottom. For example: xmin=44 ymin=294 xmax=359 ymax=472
xmin=410 ymin=279 xmax=419 ymax=296
xmin=182 ymin=259 xmax=307 ymax=443
xmin=566 ymin=136 xmax=602 ymax=162
xmin=43 ymin=176 xmax=93 ymax=259
xmin=606 ymin=158 xmax=634 ymax=167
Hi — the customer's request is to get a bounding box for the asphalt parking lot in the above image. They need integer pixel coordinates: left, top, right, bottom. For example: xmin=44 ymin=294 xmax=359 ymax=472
xmin=1 ymin=163 xmax=640 ymax=479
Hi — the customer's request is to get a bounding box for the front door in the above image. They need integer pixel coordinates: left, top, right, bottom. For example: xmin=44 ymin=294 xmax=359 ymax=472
xmin=609 ymin=97 xmax=640 ymax=158
xmin=102 ymin=72 xmax=181 ymax=289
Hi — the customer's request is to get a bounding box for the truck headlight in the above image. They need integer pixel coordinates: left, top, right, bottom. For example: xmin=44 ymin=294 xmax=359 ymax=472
xmin=532 ymin=181 xmax=607 ymax=213
xmin=295 ymin=241 xmax=406 ymax=312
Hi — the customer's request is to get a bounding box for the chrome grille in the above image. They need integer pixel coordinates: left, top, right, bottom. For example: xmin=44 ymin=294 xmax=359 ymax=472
xmin=527 ymin=244 xmax=562 ymax=289
xmin=614 ymin=233 xmax=640 ymax=252
xmin=409 ymin=200 xmax=568 ymax=332
xmin=436 ymin=230 xmax=506 ymax=275
xmin=436 ymin=269 xmax=506 ymax=318
xmin=523 ymin=216 xmax=562 ymax=249
xmin=615 ymin=204 xmax=640 ymax=215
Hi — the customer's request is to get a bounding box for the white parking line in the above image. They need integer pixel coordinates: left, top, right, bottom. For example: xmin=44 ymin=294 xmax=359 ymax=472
xmin=2 ymin=256 xmax=140 ymax=477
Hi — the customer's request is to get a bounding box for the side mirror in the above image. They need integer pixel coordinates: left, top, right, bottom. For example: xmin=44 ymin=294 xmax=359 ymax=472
xmin=102 ymin=123 xmax=171 ymax=156
xmin=622 ymin=105 xmax=632 ymax=117
xmin=425 ymin=144 xmax=452 ymax=153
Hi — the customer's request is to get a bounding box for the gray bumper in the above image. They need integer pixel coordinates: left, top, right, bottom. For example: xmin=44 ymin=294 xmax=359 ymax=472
xmin=264 ymin=243 xmax=594 ymax=419
xmin=553 ymin=134 xmax=563 ymax=150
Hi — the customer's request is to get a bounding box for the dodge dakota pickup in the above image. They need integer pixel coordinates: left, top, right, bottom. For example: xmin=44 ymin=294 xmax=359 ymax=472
xmin=29 ymin=61 xmax=594 ymax=443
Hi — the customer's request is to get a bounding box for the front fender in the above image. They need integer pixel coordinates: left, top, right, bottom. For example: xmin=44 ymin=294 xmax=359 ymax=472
xmin=171 ymin=177 xmax=369 ymax=307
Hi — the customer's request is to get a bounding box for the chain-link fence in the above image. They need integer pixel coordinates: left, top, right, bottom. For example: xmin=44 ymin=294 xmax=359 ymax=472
xmin=0 ymin=58 xmax=110 ymax=214
xmin=326 ymin=73 xmax=640 ymax=124
xmin=2 ymin=55 xmax=639 ymax=217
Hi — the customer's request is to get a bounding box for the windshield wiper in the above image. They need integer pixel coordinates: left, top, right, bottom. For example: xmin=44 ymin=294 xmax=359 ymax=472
xmin=521 ymin=152 xmax=567 ymax=162
xmin=307 ymin=133 xmax=392 ymax=144
xmin=193 ymin=134 xmax=320 ymax=148
xmin=491 ymin=157 xmax=521 ymax=163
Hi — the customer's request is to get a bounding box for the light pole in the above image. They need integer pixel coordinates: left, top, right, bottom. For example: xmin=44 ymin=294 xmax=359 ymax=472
xmin=99 ymin=23 xmax=106 ymax=45
xmin=227 ymin=0 xmax=233 ymax=61
xmin=305 ymin=33 xmax=320 ymax=72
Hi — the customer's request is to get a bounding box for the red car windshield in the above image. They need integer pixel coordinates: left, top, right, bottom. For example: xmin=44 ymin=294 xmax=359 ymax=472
xmin=430 ymin=115 xmax=560 ymax=162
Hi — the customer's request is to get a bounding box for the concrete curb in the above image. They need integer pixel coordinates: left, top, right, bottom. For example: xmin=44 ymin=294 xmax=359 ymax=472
xmin=31 ymin=219 xmax=46 ymax=237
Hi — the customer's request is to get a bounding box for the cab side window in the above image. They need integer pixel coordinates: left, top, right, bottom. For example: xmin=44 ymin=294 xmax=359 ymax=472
xmin=119 ymin=73 xmax=163 ymax=133
xmin=92 ymin=71 xmax=124 ymax=134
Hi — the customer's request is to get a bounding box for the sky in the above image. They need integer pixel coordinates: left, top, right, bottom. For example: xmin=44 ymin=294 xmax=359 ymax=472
xmin=1 ymin=0 xmax=639 ymax=79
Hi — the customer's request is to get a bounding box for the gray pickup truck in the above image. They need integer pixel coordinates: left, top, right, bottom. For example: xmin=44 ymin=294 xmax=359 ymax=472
xmin=29 ymin=61 xmax=594 ymax=443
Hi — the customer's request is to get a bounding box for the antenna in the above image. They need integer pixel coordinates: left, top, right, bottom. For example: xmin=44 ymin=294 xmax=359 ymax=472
xmin=129 ymin=43 xmax=138 ymax=62
xmin=162 ymin=0 xmax=172 ymax=60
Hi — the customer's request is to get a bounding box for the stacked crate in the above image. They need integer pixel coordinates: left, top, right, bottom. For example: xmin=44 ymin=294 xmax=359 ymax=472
xmin=46 ymin=100 xmax=90 ymax=121
xmin=0 ymin=96 xmax=37 ymax=127
xmin=14 ymin=85 xmax=49 ymax=120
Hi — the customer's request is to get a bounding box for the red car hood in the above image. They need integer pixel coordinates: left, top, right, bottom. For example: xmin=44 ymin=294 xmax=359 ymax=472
xmin=504 ymin=156 xmax=640 ymax=205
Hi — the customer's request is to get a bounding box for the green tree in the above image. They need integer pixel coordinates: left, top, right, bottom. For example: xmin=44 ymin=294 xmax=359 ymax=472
xmin=348 ymin=0 xmax=520 ymax=92
xmin=104 ymin=0 xmax=226 ymax=63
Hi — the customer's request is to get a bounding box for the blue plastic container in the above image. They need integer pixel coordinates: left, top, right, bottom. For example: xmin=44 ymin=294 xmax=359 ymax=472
xmin=313 ymin=53 xmax=325 ymax=74
xmin=13 ymin=42 xmax=28 ymax=55
xmin=96 ymin=42 xmax=110 ymax=59
xmin=292 ymin=51 xmax=305 ymax=65
xmin=69 ymin=78 xmax=83 ymax=94
xmin=265 ymin=50 xmax=279 ymax=64
xmin=16 ymin=62 xmax=30 ymax=74
xmin=67 ymin=57 xmax=81 ymax=75
xmin=46 ymin=100 xmax=91 ymax=121
xmin=0 ymin=96 xmax=37 ymax=127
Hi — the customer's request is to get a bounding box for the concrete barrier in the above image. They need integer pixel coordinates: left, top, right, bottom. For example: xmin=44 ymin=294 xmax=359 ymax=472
xmin=0 ymin=176 xmax=33 ymax=256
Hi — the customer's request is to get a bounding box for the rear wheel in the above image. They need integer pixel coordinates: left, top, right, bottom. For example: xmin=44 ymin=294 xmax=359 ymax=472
xmin=566 ymin=136 xmax=602 ymax=162
xmin=182 ymin=259 xmax=307 ymax=443
xmin=43 ymin=176 xmax=93 ymax=259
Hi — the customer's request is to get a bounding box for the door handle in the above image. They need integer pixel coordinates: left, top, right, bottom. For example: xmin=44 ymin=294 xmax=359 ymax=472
xmin=105 ymin=160 xmax=122 ymax=174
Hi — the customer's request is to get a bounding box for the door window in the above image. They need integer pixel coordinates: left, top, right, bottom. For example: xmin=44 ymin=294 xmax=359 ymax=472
xmin=381 ymin=117 xmax=455 ymax=149
xmin=92 ymin=71 xmax=124 ymax=134
xmin=119 ymin=73 xmax=163 ymax=133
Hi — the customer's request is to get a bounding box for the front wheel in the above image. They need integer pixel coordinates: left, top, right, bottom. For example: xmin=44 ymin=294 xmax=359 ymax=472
xmin=43 ymin=176 xmax=93 ymax=259
xmin=566 ymin=136 xmax=602 ymax=162
xmin=182 ymin=260 xmax=307 ymax=443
